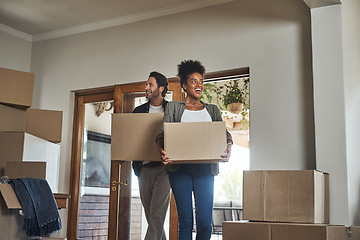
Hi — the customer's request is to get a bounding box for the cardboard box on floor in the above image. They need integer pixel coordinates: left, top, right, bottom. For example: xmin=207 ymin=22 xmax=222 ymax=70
xmin=351 ymin=225 xmax=360 ymax=239
xmin=0 ymin=67 xmax=34 ymax=109
xmin=164 ymin=121 xmax=227 ymax=163
xmin=243 ymin=170 xmax=329 ymax=224
xmin=0 ymin=184 xmax=69 ymax=240
xmin=0 ymin=186 xmax=68 ymax=240
xmin=111 ymin=113 xmax=163 ymax=161
xmin=0 ymin=104 xmax=63 ymax=143
xmin=0 ymin=132 xmax=60 ymax=193
xmin=222 ymin=221 xmax=358 ymax=240
xmin=0 ymin=164 xmax=66 ymax=239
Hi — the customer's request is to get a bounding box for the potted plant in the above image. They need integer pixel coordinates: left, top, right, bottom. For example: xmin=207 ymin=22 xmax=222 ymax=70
xmin=200 ymin=78 xmax=250 ymax=130
xmin=218 ymin=78 xmax=249 ymax=114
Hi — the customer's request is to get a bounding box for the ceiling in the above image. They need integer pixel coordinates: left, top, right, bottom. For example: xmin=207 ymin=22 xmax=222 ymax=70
xmin=0 ymin=0 xmax=233 ymax=41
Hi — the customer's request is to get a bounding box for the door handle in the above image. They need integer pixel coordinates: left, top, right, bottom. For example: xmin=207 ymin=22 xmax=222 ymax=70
xmin=111 ymin=179 xmax=128 ymax=191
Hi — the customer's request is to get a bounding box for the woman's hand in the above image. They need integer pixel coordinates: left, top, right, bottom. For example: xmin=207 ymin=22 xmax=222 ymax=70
xmin=157 ymin=138 xmax=171 ymax=165
xmin=159 ymin=149 xmax=172 ymax=165
xmin=220 ymin=143 xmax=232 ymax=162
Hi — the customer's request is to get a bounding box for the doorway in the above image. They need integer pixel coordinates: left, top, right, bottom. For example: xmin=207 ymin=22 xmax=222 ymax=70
xmin=67 ymin=68 xmax=248 ymax=240
xmin=68 ymin=80 xmax=182 ymax=240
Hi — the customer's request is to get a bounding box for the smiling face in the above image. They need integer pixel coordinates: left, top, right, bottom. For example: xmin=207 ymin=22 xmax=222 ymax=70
xmin=183 ymin=72 xmax=204 ymax=100
xmin=145 ymin=77 xmax=163 ymax=100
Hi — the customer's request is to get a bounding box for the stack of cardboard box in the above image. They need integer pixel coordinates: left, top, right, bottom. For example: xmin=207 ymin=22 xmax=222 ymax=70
xmin=0 ymin=67 xmax=63 ymax=239
xmin=222 ymin=170 xmax=360 ymax=240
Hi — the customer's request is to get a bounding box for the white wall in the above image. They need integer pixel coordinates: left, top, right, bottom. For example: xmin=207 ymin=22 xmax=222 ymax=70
xmin=311 ymin=4 xmax=349 ymax=225
xmin=85 ymin=103 xmax=112 ymax=135
xmin=310 ymin=0 xmax=360 ymax=225
xmin=29 ymin=0 xmax=315 ymax=230
xmin=342 ymin=0 xmax=360 ymax=225
xmin=0 ymin=30 xmax=32 ymax=71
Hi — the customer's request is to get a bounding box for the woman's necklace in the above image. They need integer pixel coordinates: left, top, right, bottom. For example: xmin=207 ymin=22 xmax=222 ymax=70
xmin=185 ymin=101 xmax=203 ymax=109
xmin=186 ymin=102 xmax=199 ymax=106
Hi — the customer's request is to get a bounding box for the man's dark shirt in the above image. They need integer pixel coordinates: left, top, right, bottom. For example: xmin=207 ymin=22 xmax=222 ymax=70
xmin=132 ymin=99 xmax=168 ymax=177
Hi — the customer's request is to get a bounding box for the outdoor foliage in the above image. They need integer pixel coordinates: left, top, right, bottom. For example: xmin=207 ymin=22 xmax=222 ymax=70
xmin=215 ymin=168 xmax=243 ymax=201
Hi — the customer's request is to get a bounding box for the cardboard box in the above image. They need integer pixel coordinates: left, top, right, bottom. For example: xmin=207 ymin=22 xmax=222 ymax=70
xmin=243 ymin=170 xmax=329 ymax=224
xmin=0 ymin=103 xmax=26 ymax=132
xmin=0 ymin=104 xmax=63 ymax=143
xmin=0 ymin=132 xmax=60 ymax=193
xmin=164 ymin=121 xmax=227 ymax=162
xmin=0 ymin=184 xmax=28 ymax=239
xmin=1 ymin=184 xmax=70 ymax=210
xmin=351 ymin=225 xmax=360 ymax=239
xmin=0 ymin=67 xmax=34 ymax=109
xmin=0 ymin=184 xmax=70 ymax=239
xmin=222 ymin=221 xmax=355 ymax=240
xmin=5 ymin=161 xmax=47 ymax=181
xmin=111 ymin=113 xmax=163 ymax=161
xmin=0 ymin=184 xmax=21 ymax=209
xmin=25 ymin=108 xmax=63 ymax=143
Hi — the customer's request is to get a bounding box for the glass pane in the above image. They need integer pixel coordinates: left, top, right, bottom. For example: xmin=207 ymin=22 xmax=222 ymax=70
xmin=78 ymin=101 xmax=114 ymax=239
xmin=201 ymin=78 xmax=250 ymax=239
xmin=130 ymin=91 xmax=173 ymax=240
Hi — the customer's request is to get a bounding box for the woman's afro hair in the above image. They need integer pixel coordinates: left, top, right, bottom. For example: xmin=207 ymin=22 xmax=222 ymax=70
xmin=177 ymin=60 xmax=206 ymax=89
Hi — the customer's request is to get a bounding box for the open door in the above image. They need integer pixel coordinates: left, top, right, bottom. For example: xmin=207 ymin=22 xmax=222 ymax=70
xmin=68 ymin=80 xmax=181 ymax=240
xmin=108 ymin=79 xmax=182 ymax=240
xmin=68 ymin=87 xmax=115 ymax=240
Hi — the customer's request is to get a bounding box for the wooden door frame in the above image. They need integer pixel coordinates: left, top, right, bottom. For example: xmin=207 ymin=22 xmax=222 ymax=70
xmin=67 ymin=86 xmax=115 ymax=240
xmin=108 ymin=79 xmax=182 ymax=240
xmin=67 ymin=79 xmax=182 ymax=240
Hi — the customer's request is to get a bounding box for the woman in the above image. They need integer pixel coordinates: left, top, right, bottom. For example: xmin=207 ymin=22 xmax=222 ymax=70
xmin=156 ymin=60 xmax=232 ymax=240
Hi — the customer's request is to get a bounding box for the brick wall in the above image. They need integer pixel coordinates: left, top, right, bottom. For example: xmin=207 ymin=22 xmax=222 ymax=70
xmin=78 ymin=195 xmax=142 ymax=239
xmin=130 ymin=197 xmax=142 ymax=240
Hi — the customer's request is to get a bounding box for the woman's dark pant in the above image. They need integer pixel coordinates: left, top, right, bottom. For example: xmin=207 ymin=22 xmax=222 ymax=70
xmin=169 ymin=166 xmax=214 ymax=240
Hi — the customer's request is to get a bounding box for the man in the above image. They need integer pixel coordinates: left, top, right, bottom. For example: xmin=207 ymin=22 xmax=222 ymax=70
xmin=132 ymin=71 xmax=170 ymax=240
